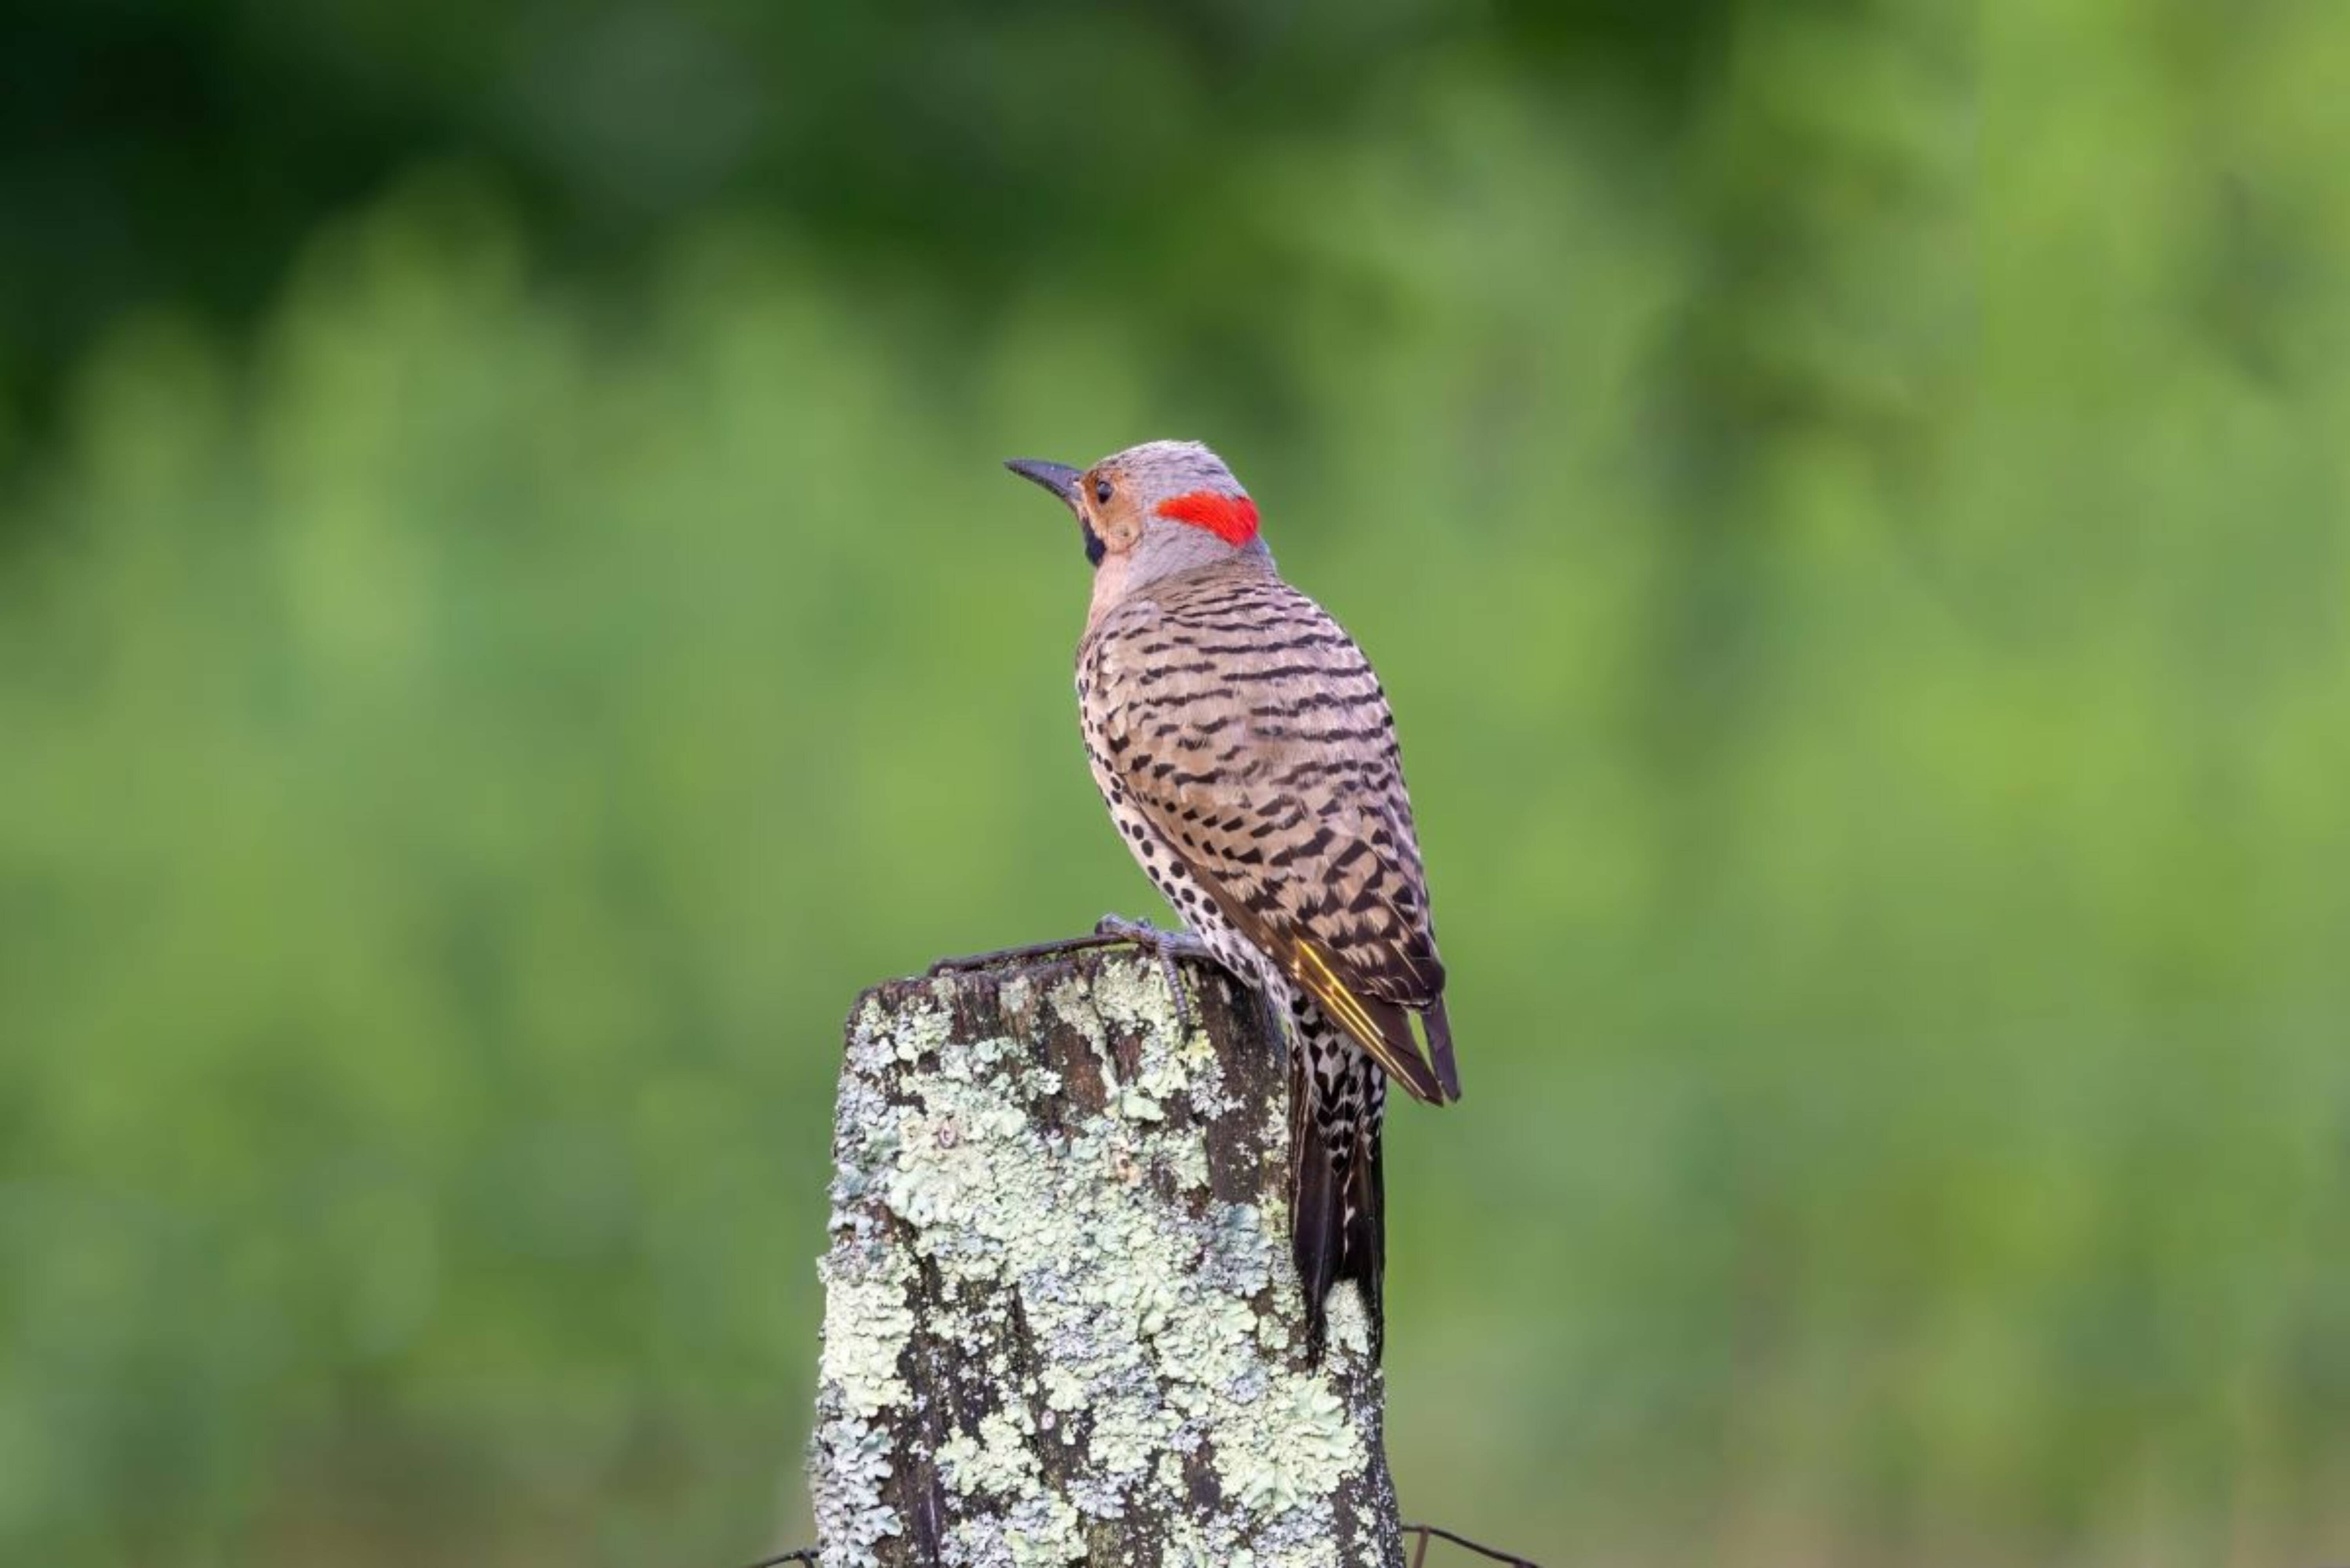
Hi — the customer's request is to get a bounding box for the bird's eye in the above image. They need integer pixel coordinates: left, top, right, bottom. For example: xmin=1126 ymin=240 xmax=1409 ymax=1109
xmin=1094 ymin=479 xmax=1113 ymax=505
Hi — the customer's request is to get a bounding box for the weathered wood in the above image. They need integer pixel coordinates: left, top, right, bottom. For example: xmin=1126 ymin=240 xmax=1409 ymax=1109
xmin=811 ymin=944 xmax=1404 ymax=1568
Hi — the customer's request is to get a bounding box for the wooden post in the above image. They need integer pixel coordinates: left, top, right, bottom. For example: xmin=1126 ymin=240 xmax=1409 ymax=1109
xmin=811 ymin=943 xmax=1405 ymax=1568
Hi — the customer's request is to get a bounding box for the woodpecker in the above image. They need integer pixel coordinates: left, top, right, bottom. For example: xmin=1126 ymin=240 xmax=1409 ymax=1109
xmin=1004 ymin=439 xmax=1461 ymax=1361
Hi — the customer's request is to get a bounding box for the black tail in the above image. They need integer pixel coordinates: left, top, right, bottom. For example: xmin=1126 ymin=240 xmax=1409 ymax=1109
xmin=1290 ymin=1055 xmax=1387 ymax=1365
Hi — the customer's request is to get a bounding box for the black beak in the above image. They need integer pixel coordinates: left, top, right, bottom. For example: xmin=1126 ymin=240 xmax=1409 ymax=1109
xmin=1003 ymin=457 xmax=1083 ymax=510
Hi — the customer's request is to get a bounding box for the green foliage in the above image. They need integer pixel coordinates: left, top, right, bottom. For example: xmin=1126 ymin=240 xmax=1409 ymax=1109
xmin=4 ymin=3 xmax=2348 ymax=1564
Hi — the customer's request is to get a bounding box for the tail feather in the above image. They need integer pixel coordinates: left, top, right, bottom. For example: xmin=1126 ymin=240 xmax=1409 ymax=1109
xmin=1423 ymin=996 xmax=1462 ymax=1102
xmin=1290 ymin=1053 xmax=1387 ymax=1363
xmin=1292 ymin=1121 xmax=1342 ymax=1359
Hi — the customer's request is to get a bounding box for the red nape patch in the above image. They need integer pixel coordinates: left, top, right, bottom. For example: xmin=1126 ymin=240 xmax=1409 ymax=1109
xmin=1155 ymin=490 xmax=1260 ymax=545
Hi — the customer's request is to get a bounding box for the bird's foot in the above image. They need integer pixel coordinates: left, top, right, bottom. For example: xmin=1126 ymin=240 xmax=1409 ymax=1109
xmin=1092 ymin=914 xmax=1213 ymax=1038
xmin=1092 ymin=913 xmax=1214 ymax=961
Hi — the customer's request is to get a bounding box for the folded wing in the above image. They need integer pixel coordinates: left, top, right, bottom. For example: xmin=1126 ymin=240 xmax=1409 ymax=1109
xmin=1098 ymin=580 xmax=1460 ymax=1104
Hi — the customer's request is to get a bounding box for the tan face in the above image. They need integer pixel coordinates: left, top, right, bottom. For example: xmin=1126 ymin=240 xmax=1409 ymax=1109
xmin=1072 ymin=459 xmax=1146 ymax=565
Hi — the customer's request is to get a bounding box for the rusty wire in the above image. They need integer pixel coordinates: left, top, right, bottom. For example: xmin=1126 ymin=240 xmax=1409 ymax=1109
xmin=742 ymin=1521 xmax=1539 ymax=1567
xmin=1405 ymin=1520 xmax=1543 ymax=1566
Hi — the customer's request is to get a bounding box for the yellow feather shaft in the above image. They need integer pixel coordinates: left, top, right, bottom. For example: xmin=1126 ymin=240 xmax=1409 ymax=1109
xmin=1293 ymin=941 xmax=1437 ymax=1101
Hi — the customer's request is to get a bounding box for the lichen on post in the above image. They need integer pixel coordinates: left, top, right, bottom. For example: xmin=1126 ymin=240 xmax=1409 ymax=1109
xmin=811 ymin=944 xmax=1405 ymax=1568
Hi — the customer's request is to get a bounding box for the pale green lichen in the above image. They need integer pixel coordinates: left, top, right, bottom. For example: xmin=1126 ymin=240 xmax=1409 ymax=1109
xmin=812 ymin=1232 xmax=918 ymax=1565
xmin=810 ymin=1407 xmax=903 ymax=1566
xmin=949 ymin=1490 xmax=1086 ymax=1567
xmin=1216 ymin=1376 xmax=1358 ymax=1514
xmin=814 ymin=955 xmax=1399 ymax=1568
xmin=818 ymin=1253 xmax=916 ymax=1417
xmin=1322 ymin=1277 xmax=1374 ymax=1360
xmin=939 ymin=1407 xmax=1042 ymax=1497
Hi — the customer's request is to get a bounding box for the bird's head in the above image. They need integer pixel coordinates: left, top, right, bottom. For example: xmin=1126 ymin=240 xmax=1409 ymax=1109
xmin=1004 ymin=439 xmax=1270 ymax=612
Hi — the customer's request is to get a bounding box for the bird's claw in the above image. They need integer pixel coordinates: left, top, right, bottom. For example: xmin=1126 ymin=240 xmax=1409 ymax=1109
xmin=1092 ymin=914 xmax=1211 ymax=1038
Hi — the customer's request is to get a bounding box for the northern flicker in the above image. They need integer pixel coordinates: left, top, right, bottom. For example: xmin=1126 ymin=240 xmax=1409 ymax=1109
xmin=1003 ymin=439 xmax=1461 ymax=1361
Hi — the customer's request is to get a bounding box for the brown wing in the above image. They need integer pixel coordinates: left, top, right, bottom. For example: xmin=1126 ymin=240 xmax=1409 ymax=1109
xmin=1096 ymin=571 xmax=1460 ymax=1104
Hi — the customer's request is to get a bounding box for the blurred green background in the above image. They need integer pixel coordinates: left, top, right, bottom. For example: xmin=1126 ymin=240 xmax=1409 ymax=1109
xmin=4 ymin=1 xmax=2347 ymax=1564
